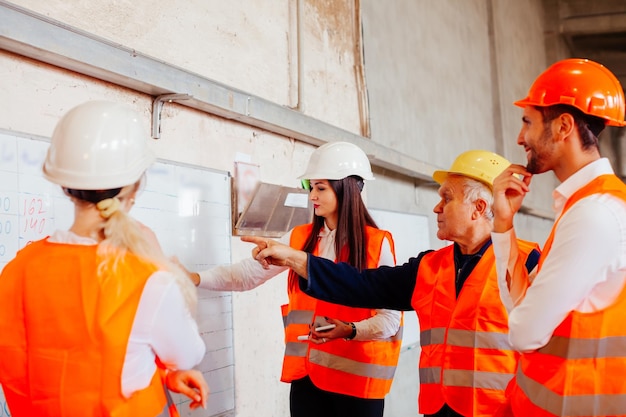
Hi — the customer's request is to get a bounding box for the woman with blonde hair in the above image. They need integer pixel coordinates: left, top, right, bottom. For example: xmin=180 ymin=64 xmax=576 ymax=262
xmin=0 ymin=101 xmax=208 ymax=417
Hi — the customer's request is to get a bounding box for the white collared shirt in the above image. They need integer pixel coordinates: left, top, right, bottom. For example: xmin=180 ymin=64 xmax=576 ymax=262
xmin=492 ymin=158 xmax=626 ymax=352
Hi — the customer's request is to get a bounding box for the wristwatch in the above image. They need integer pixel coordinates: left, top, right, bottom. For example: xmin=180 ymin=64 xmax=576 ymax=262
xmin=345 ymin=322 xmax=357 ymax=340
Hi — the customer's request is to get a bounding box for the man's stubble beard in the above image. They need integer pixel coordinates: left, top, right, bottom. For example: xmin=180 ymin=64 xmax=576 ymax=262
xmin=525 ymin=125 xmax=554 ymax=175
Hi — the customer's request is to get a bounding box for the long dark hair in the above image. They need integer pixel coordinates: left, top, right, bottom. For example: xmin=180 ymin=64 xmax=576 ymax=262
xmin=301 ymin=175 xmax=378 ymax=271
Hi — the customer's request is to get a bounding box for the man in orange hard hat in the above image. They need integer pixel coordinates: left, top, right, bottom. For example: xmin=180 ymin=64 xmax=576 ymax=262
xmin=490 ymin=58 xmax=626 ymax=416
xmin=242 ymin=150 xmax=541 ymax=417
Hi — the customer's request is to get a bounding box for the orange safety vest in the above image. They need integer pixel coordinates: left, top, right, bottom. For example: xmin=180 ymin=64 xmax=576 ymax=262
xmin=280 ymin=224 xmax=403 ymax=399
xmin=414 ymin=241 xmax=540 ymax=417
xmin=0 ymin=239 xmax=168 ymax=417
xmin=510 ymin=174 xmax=626 ymax=417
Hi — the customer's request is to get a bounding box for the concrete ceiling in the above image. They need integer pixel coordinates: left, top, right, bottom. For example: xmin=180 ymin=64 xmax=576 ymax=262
xmin=548 ymin=0 xmax=626 ymax=95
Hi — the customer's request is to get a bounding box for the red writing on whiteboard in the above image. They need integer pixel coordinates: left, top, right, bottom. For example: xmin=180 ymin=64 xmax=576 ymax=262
xmin=23 ymin=198 xmax=46 ymax=234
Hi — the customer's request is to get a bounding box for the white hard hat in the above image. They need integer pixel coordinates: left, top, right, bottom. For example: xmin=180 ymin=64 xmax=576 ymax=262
xmin=43 ymin=101 xmax=156 ymax=190
xmin=298 ymin=141 xmax=374 ymax=181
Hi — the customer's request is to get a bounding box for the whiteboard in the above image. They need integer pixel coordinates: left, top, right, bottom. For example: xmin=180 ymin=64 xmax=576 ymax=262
xmin=369 ymin=209 xmax=430 ymax=350
xmin=0 ymin=131 xmax=235 ymax=417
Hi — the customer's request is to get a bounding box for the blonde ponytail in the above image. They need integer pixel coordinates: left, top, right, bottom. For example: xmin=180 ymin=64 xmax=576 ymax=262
xmin=96 ymin=185 xmax=198 ymax=316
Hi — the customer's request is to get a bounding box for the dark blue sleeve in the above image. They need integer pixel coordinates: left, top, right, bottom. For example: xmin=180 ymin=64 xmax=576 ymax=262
xmin=298 ymin=251 xmax=432 ymax=311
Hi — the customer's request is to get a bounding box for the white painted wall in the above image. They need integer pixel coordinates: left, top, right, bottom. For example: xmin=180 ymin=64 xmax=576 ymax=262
xmin=0 ymin=1 xmax=554 ymax=416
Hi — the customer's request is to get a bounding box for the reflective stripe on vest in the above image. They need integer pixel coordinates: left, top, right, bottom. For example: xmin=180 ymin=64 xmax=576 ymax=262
xmin=284 ymin=341 xmax=309 ymax=358
xmin=421 ymin=328 xmax=512 ymax=350
xmin=280 ymin=223 xmax=402 ymax=399
xmin=308 ymin=350 xmax=398 ymax=380
xmin=413 ymin=241 xmax=539 ymax=417
xmin=420 ymin=367 xmax=513 ymax=391
xmin=512 ymin=174 xmax=626 ymax=417
xmin=538 ymin=334 xmax=626 ymax=359
xmin=281 ymin=301 xmax=315 ymax=381
xmin=283 ymin=308 xmax=310 ymax=356
xmin=307 ymin=321 xmax=403 ymax=381
xmin=516 ymin=366 xmax=626 ymax=417
xmin=283 ymin=309 xmax=315 ymax=328
xmin=420 ymin=328 xmax=514 ymax=390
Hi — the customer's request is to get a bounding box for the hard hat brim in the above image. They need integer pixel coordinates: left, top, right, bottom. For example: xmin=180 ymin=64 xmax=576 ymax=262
xmin=513 ymin=97 xmax=626 ymax=127
xmin=296 ymin=171 xmax=375 ymax=181
xmin=432 ymin=169 xmax=494 ymax=188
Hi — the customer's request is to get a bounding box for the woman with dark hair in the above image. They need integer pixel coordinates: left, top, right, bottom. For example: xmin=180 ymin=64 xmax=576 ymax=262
xmin=185 ymin=141 xmax=402 ymax=417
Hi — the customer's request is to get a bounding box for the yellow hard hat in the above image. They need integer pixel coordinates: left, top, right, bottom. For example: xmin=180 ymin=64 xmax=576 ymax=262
xmin=432 ymin=150 xmax=510 ymax=188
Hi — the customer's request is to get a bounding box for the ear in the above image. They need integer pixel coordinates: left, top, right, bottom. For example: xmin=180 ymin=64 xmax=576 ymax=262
xmin=555 ymin=112 xmax=576 ymax=139
xmin=473 ymin=198 xmax=488 ymax=219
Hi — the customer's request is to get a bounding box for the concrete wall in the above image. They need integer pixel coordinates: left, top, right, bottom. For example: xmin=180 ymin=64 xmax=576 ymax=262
xmin=0 ymin=1 xmax=556 ymax=416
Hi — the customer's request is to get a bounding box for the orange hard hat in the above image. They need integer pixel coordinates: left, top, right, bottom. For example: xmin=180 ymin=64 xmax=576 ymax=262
xmin=514 ymin=58 xmax=626 ymax=127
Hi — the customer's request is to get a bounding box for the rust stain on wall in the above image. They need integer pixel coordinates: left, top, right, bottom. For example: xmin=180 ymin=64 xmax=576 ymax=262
xmin=305 ymin=0 xmax=356 ymax=55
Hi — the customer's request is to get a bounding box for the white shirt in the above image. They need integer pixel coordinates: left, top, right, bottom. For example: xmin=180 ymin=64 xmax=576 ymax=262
xmin=49 ymin=231 xmax=206 ymax=397
xmin=198 ymin=225 xmax=401 ymax=340
xmin=492 ymin=158 xmax=626 ymax=352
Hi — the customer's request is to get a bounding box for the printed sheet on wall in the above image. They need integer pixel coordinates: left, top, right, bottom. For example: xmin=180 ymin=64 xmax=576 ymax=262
xmin=0 ymin=131 xmax=235 ymax=417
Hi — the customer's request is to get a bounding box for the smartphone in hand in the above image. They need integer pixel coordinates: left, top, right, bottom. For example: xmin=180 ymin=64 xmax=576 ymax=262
xmin=314 ymin=324 xmax=336 ymax=332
